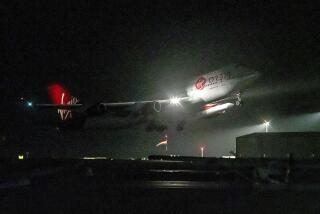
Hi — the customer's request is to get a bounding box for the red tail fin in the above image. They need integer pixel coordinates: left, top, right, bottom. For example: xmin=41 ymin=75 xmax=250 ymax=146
xmin=47 ymin=84 xmax=80 ymax=121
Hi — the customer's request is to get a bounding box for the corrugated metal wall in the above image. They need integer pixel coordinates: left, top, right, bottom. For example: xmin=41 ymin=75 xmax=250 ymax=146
xmin=236 ymin=133 xmax=320 ymax=158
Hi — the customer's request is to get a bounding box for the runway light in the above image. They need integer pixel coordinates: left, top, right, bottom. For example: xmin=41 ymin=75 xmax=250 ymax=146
xmin=169 ymin=97 xmax=181 ymax=105
xmin=83 ymin=157 xmax=107 ymax=160
xmin=222 ymin=155 xmax=236 ymax=159
xmin=200 ymin=147 xmax=204 ymax=158
xmin=27 ymin=101 xmax=33 ymax=107
xmin=264 ymin=120 xmax=270 ymax=133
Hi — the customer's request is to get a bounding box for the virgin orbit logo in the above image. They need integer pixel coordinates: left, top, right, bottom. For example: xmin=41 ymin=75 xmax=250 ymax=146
xmin=58 ymin=93 xmax=79 ymax=121
xmin=195 ymin=77 xmax=206 ymax=90
xmin=48 ymin=84 xmax=79 ymax=121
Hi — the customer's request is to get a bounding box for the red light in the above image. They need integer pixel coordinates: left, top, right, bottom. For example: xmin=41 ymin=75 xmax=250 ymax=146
xmin=201 ymin=103 xmax=217 ymax=110
xmin=48 ymin=84 xmax=72 ymax=105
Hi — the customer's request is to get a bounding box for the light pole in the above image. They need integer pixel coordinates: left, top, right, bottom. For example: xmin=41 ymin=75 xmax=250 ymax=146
xmin=200 ymin=147 xmax=204 ymax=157
xmin=264 ymin=121 xmax=270 ymax=133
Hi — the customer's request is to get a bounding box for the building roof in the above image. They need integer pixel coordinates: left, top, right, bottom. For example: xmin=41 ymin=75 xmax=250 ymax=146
xmin=237 ymin=132 xmax=320 ymax=139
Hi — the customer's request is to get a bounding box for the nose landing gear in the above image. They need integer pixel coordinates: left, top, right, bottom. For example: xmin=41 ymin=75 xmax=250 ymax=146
xmin=235 ymin=93 xmax=243 ymax=106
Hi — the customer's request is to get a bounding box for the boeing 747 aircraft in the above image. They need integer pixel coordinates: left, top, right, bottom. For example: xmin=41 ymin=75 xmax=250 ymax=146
xmin=23 ymin=64 xmax=259 ymax=131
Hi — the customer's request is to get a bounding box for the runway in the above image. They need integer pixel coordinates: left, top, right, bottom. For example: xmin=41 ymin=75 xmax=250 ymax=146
xmin=1 ymin=157 xmax=320 ymax=213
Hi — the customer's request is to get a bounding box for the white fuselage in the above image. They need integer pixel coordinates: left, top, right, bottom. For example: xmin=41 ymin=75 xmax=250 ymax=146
xmin=186 ymin=64 xmax=258 ymax=104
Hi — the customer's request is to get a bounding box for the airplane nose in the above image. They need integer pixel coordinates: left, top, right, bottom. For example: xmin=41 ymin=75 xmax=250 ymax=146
xmin=246 ymin=70 xmax=261 ymax=80
xmin=234 ymin=64 xmax=260 ymax=80
xmin=252 ymin=71 xmax=261 ymax=79
xmin=240 ymin=70 xmax=261 ymax=83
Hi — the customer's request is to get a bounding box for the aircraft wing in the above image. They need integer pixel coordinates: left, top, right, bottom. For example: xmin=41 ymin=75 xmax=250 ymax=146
xmin=34 ymin=104 xmax=83 ymax=109
xmin=29 ymin=98 xmax=189 ymax=109
xmin=99 ymin=97 xmax=190 ymax=107
xmin=92 ymin=97 xmax=190 ymax=115
xmin=24 ymin=94 xmax=190 ymax=120
xmin=23 ymin=83 xmax=188 ymax=116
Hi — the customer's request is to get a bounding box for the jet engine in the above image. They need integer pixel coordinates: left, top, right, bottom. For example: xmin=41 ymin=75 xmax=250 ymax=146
xmin=86 ymin=103 xmax=108 ymax=116
xmin=97 ymin=103 xmax=108 ymax=114
xmin=201 ymin=102 xmax=235 ymax=117
xmin=153 ymin=101 xmax=162 ymax=112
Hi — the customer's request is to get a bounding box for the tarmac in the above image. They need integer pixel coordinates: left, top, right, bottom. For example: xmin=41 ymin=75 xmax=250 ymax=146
xmin=1 ymin=156 xmax=320 ymax=213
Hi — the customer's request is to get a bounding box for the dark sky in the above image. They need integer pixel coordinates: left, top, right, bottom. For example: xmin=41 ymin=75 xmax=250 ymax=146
xmin=1 ymin=0 xmax=320 ymax=158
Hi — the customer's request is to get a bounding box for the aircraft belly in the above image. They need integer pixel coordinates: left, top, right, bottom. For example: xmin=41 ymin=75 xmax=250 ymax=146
xmin=197 ymin=80 xmax=238 ymax=102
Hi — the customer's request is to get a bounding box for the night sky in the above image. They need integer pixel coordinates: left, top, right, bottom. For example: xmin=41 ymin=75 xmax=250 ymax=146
xmin=1 ymin=1 xmax=320 ymax=158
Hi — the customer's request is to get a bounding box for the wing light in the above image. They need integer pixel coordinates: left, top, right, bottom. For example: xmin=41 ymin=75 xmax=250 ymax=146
xmin=27 ymin=101 xmax=33 ymax=107
xmin=169 ymin=97 xmax=181 ymax=105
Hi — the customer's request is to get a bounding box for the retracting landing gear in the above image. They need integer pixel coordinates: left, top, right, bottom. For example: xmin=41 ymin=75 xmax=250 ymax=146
xmin=235 ymin=93 xmax=243 ymax=106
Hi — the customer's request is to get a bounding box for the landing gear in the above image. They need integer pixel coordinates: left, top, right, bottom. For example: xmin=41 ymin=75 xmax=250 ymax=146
xmin=236 ymin=100 xmax=243 ymax=106
xmin=235 ymin=93 xmax=243 ymax=106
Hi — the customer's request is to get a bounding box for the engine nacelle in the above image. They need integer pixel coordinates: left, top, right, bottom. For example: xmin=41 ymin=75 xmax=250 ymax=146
xmin=153 ymin=101 xmax=162 ymax=113
xmin=87 ymin=103 xmax=108 ymax=116
xmin=97 ymin=103 xmax=108 ymax=114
